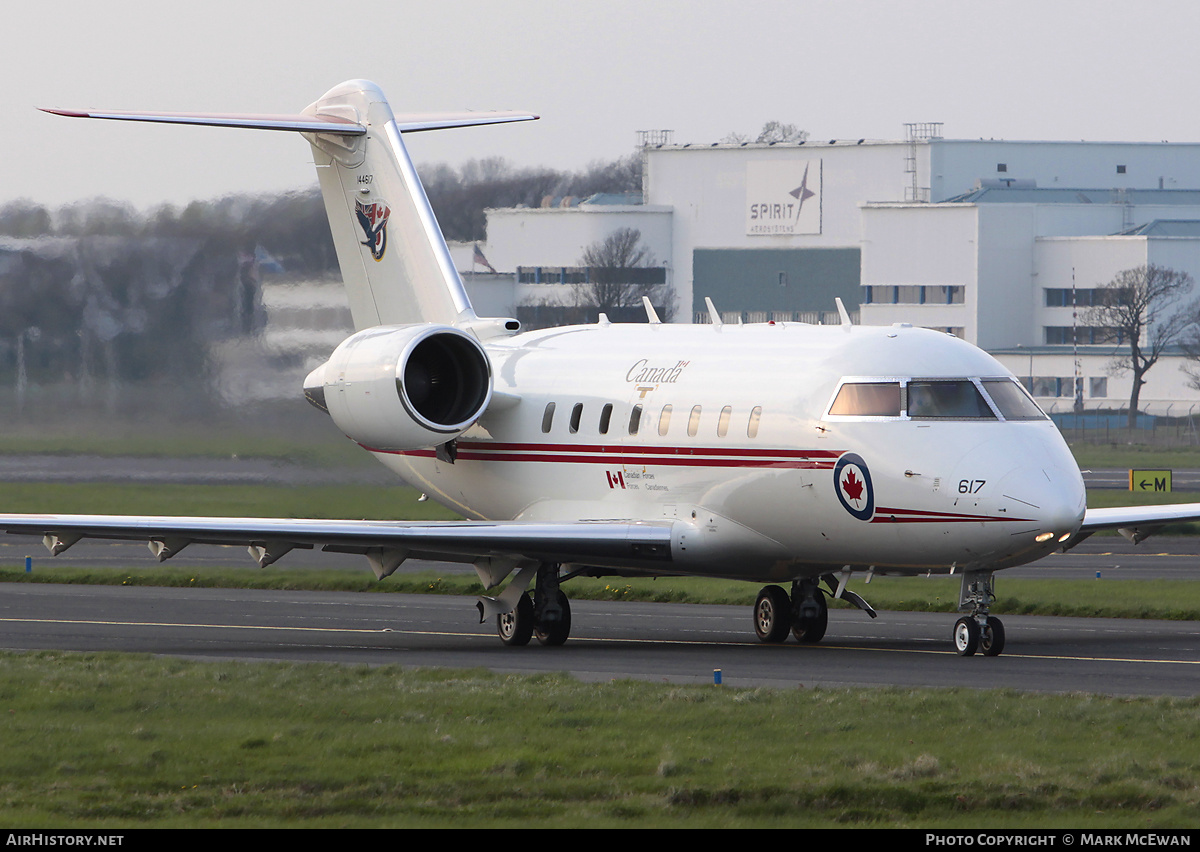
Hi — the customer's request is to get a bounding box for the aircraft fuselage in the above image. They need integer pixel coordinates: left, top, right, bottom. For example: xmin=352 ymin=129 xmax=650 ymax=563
xmin=369 ymin=319 xmax=1086 ymax=583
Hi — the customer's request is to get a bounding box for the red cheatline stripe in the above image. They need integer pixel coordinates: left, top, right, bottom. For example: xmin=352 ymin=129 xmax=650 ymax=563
xmin=457 ymin=441 xmax=843 ymax=459
xmin=872 ymin=506 xmax=1033 ymax=523
xmin=363 ymin=443 xmax=844 ymax=469
xmin=369 ymin=446 xmax=838 ymax=469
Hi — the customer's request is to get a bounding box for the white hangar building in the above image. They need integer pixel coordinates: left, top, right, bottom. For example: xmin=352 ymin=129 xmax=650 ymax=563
xmin=480 ymin=128 xmax=1200 ymax=414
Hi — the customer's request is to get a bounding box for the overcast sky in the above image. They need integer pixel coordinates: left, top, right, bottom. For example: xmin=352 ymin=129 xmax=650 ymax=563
xmin=5 ymin=0 xmax=1200 ymax=210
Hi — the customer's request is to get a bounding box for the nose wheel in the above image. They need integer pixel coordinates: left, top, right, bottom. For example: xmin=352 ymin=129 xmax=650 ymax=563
xmin=954 ymin=572 xmax=1006 ymax=656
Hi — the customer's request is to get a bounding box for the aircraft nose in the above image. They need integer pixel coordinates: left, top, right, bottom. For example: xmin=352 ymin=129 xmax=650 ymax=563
xmin=992 ymin=455 xmax=1086 ymax=544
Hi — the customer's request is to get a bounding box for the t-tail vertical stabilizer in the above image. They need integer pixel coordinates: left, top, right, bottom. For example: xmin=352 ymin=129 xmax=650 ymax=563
xmin=302 ymin=80 xmax=471 ymax=330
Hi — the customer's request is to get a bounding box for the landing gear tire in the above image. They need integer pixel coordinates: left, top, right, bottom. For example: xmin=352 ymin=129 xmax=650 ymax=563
xmin=954 ymin=616 xmax=980 ymax=656
xmin=498 ymin=593 xmax=534 ymax=646
xmin=534 ymin=591 xmax=572 ymax=646
xmin=980 ymin=616 xmax=1006 ymax=657
xmin=754 ymin=585 xmax=792 ymax=643
xmin=792 ymin=593 xmax=828 ymax=644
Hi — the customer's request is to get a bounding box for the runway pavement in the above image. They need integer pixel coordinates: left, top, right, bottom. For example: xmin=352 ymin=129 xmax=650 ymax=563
xmin=2 ymin=581 xmax=1199 ymax=695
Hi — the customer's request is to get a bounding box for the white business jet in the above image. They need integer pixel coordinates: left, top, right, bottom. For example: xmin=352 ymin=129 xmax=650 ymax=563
xmin=8 ymin=80 xmax=1196 ymax=657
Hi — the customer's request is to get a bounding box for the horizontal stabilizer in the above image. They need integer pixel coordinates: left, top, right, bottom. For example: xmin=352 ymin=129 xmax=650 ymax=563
xmin=39 ymin=108 xmax=537 ymax=135
xmin=40 ymin=108 xmax=367 ymax=135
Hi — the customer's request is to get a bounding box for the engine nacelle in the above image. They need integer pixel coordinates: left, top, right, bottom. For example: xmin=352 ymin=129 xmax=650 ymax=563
xmin=304 ymin=324 xmax=493 ymax=451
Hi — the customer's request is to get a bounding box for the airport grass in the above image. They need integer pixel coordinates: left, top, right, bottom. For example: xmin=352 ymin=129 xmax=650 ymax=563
xmin=0 ymin=650 xmax=1197 ymax=828
xmin=0 ymin=481 xmax=459 ymax=521
xmin=1069 ymin=441 xmax=1200 ymax=471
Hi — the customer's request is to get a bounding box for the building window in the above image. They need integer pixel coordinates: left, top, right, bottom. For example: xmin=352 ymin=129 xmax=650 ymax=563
xmin=1031 ymin=377 xmax=1083 ymax=398
xmin=1090 ymin=377 xmax=1108 ymax=398
xmin=1117 ymin=165 xmax=1126 ymax=174
xmin=1045 ymin=326 xmax=1121 ymax=345
xmin=864 ymin=285 xmax=963 ymax=305
xmin=1045 ymin=288 xmax=1102 ymax=307
xmin=997 ymin=163 xmax=1008 ymax=173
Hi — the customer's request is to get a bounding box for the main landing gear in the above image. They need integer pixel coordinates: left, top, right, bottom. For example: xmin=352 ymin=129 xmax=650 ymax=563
xmin=754 ymin=576 xmax=873 ymax=645
xmin=953 ymin=571 xmax=1005 ymax=657
xmin=496 ymin=562 xmax=572 ymax=647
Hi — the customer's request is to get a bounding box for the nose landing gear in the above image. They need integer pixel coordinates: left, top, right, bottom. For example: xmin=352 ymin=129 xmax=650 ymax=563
xmin=955 ymin=571 xmax=1005 ymax=657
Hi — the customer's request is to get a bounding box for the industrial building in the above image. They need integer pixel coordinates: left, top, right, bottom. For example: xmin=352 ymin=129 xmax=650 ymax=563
xmin=477 ymin=127 xmax=1200 ymax=415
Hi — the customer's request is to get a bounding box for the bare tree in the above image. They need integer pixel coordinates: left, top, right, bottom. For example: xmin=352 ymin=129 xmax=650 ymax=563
xmin=721 ymin=121 xmax=809 ymax=145
xmin=755 ymin=121 xmax=809 ymax=144
xmin=575 ymin=228 xmax=673 ymax=321
xmin=1083 ymin=264 xmax=1198 ymax=427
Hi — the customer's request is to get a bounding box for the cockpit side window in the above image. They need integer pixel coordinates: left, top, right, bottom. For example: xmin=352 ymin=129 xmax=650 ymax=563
xmin=907 ymin=380 xmax=995 ymax=419
xmin=981 ymin=378 xmax=1047 ymax=421
xmin=828 ymin=382 xmax=902 ymax=417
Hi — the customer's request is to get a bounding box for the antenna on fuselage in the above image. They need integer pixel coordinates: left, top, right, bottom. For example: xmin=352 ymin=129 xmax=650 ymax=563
xmin=835 ymin=297 xmax=852 ymax=332
xmin=642 ymin=296 xmax=662 ymax=324
xmin=704 ymin=297 xmax=723 ymax=328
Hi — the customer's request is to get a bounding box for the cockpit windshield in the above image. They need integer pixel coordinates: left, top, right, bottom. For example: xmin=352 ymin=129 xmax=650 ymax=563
xmin=826 ymin=377 xmax=1047 ymax=422
xmin=908 ymin=380 xmax=993 ymax=420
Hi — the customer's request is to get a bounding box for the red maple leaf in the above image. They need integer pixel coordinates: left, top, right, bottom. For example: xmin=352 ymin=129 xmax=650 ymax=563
xmin=842 ymin=469 xmax=865 ymax=503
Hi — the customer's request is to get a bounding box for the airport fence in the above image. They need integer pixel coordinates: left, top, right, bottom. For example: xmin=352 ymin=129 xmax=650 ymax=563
xmin=1047 ymin=408 xmax=1200 ymax=447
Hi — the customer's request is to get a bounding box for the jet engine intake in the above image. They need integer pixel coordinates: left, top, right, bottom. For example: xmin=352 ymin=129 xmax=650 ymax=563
xmin=304 ymin=324 xmax=492 ymax=451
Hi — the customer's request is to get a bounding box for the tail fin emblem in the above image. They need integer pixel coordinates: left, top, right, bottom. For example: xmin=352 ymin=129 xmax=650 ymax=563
xmin=355 ymin=199 xmax=391 ymax=261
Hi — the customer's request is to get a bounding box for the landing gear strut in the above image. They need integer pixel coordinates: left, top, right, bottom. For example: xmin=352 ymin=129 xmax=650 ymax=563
xmin=955 ymin=571 xmax=1005 ymax=657
xmin=495 ymin=562 xmax=573 ymax=647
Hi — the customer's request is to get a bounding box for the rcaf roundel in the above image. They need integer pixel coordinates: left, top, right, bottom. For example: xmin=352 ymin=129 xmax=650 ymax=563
xmin=834 ymin=452 xmax=874 ymax=521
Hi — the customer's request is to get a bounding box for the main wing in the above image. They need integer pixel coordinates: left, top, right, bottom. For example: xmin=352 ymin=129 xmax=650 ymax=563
xmin=1076 ymin=502 xmax=1200 ymax=545
xmin=0 ymin=513 xmax=674 ymax=579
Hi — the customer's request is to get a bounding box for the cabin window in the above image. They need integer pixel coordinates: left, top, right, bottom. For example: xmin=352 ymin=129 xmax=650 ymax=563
xmin=747 ymin=406 xmax=762 ymax=438
xmin=829 ymin=382 xmax=901 ymax=417
xmin=599 ymin=403 xmax=613 ymax=435
xmin=688 ymin=405 xmax=702 ymax=437
xmin=981 ymin=379 xmax=1046 ymax=421
xmin=569 ymin=403 xmax=583 ymax=434
xmin=717 ymin=406 xmax=732 ymax=437
xmin=907 ymin=380 xmax=995 ymax=420
xmin=628 ymin=404 xmax=643 ymax=435
xmin=541 ymin=402 xmax=556 ymax=433
xmin=658 ymin=405 xmax=673 ymax=436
